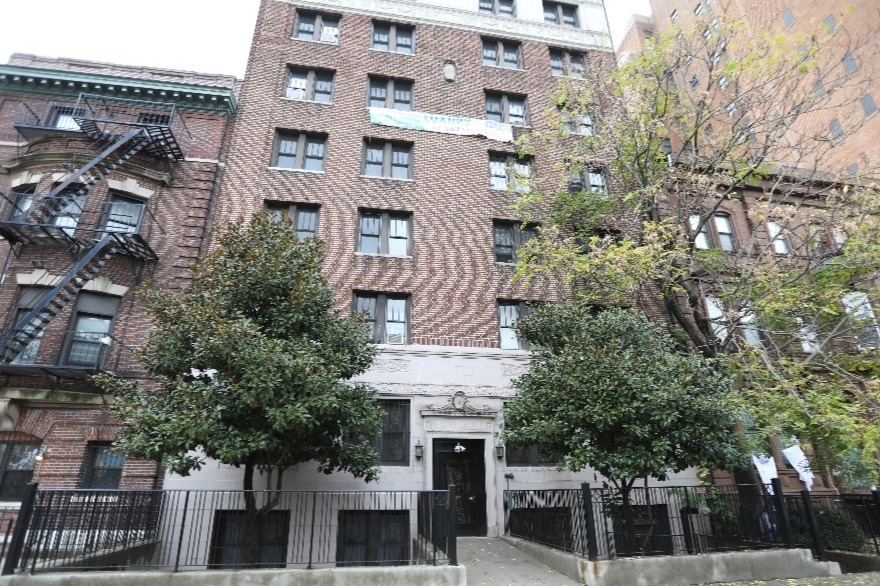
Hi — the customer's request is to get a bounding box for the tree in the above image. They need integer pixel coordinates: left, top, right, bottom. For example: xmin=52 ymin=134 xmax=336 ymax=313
xmin=96 ymin=213 xmax=383 ymax=564
xmin=502 ymin=305 xmax=744 ymax=553
xmin=513 ymin=7 xmax=880 ymax=484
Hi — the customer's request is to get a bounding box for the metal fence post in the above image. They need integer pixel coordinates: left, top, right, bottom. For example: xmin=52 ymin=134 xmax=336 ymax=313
xmin=447 ymin=484 xmax=458 ymax=566
xmin=770 ymin=478 xmax=794 ymax=548
xmin=173 ymin=490 xmax=190 ymax=572
xmin=581 ymin=483 xmax=598 ymax=561
xmin=2 ymin=482 xmax=38 ymax=576
xmin=800 ymin=490 xmax=826 ymax=561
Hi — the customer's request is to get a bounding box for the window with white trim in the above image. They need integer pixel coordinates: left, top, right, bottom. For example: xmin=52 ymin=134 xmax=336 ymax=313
xmin=842 ymin=291 xmax=880 ymax=349
xmin=498 ymin=300 xmax=530 ymax=349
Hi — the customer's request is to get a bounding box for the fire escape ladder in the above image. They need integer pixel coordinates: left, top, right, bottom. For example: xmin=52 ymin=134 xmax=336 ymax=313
xmin=33 ymin=128 xmax=151 ymax=225
xmin=0 ymin=234 xmax=120 ymax=364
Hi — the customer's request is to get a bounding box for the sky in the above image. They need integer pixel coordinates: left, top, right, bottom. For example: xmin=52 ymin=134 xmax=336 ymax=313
xmin=0 ymin=0 xmax=651 ymax=79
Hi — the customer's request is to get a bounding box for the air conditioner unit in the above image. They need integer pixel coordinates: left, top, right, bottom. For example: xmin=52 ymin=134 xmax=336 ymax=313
xmin=385 ymin=332 xmax=406 ymax=345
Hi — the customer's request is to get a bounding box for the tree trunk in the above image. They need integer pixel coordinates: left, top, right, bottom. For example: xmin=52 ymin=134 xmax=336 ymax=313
xmin=620 ymin=485 xmax=639 ymax=555
xmin=242 ymin=458 xmax=263 ymax=567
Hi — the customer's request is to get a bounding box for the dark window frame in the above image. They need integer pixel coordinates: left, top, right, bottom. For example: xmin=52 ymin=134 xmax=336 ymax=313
xmin=506 ymin=443 xmax=545 ymax=466
xmin=63 ymin=293 xmax=120 ymax=368
xmin=357 ymin=210 xmax=412 ymax=256
xmin=272 ymin=131 xmax=327 ymax=171
xmin=374 ymin=399 xmax=410 ymax=465
xmin=264 ymin=201 xmax=320 ymax=239
xmin=367 ymin=76 xmax=414 ymax=111
xmin=363 ymin=140 xmax=413 ymax=180
xmin=568 ymin=168 xmax=607 ymax=193
xmin=498 ymin=300 xmax=530 ymax=350
xmin=493 ymin=220 xmax=538 ymax=263
xmin=485 ymin=92 xmax=528 ymax=126
xmin=354 ymin=292 xmax=411 ymax=345
xmin=208 ymin=510 xmax=291 ymax=569
xmin=549 ymin=48 xmax=586 ymax=77
xmin=50 ymin=106 xmax=84 ymax=131
xmin=78 ymin=441 xmax=125 ymax=489
xmin=489 ymin=152 xmax=532 ymax=192
xmin=479 ymin=0 xmax=515 ymax=17
xmin=481 ymin=37 xmax=523 ymax=69
xmin=0 ymin=434 xmax=41 ymax=501
xmin=284 ymin=66 xmax=335 ymax=102
xmin=294 ymin=11 xmax=341 ymax=43
xmin=371 ymin=21 xmax=414 ymax=54
xmin=690 ymin=211 xmax=737 ymax=252
xmin=543 ymin=1 xmax=578 ymax=26
xmin=337 ymin=510 xmax=410 ymax=566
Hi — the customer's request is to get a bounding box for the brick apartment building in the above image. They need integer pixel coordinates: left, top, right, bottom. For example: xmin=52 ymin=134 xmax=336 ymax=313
xmin=0 ymin=54 xmax=237 ymax=496
xmin=162 ymin=0 xmax=707 ymax=540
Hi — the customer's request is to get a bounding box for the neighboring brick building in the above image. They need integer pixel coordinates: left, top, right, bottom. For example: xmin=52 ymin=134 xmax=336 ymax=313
xmin=168 ymin=0 xmax=705 ymax=541
xmin=0 ymin=55 xmax=237 ymax=494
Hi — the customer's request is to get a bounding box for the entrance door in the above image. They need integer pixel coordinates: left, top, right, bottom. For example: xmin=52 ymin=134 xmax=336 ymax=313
xmin=433 ymin=439 xmax=486 ymax=537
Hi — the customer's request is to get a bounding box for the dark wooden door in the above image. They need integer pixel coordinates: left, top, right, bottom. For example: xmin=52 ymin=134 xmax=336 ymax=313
xmin=433 ymin=439 xmax=486 ymax=537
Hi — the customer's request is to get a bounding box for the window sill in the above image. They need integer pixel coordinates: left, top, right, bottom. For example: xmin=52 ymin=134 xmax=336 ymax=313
xmin=355 ymin=252 xmax=412 ymax=259
xmin=290 ymin=37 xmax=339 ymax=46
xmin=369 ymin=48 xmax=414 ymax=56
xmin=482 ymin=65 xmax=526 ymax=72
xmin=267 ymin=167 xmax=325 ymax=174
xmin=489 ymin=187 xmax=530 ymax=194
xmin=359 ymin=175 xmax=414 ymax=182
xmin=281 ymin=97 xmax=334 ymax=105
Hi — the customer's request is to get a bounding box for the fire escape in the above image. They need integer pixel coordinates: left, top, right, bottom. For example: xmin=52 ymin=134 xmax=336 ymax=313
xmin=0 ymin=94 xmax=185 ymax=376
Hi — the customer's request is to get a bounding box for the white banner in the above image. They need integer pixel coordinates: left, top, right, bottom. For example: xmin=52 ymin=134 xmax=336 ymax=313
xmin=368 ymin=107 xmax=513 ymax=142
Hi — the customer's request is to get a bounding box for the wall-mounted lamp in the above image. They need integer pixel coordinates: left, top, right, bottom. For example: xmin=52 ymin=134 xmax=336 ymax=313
xmin=414 ymin=440 xmax=423 ymax=460
xmin=453 ymin=442 xmax=466 ymax=454
xmin=495 ymin=442 xmax=505 ymax=459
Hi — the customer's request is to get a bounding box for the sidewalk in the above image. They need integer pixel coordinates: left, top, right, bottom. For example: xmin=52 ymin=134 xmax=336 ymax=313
xmin=716 ymin=576 xmax=880 ymax=585
xmin=459 ymin=537 xmax=580 ymax=585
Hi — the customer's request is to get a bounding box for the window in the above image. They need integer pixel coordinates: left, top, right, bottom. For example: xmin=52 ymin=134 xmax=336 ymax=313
xmin=823 ymin=14 xmax=836 ymax=35
xmin=703 ymin=28 xmax=712 ymax=41
xmin=208 ymin=510 xmax=290 ymax=569
xmin=64 ymin=293 xmax=120 ymax=367
xmin=363 ymin=140 xmax=412 ymax=179
xmin=368 ymin=77 xmax=413 ymax=111
xmin=689 ymin=212 xmax=736 ymax=251
xmin=337 ymin=510 xmax=409 ymax=566
xmin=137 ymin=113 xmax=170 ymax=126
xmin=694 ymin=3 xmax=704 ymax=17
xmin=704 ymin=295 xmax=729 ymax=342
xmin=813 ymin=81 xmax=827 ymax=100
xmin=284 ymin=67 xmax=334 ymax=102
xmin=543 ymin=2 xmax=578 ymax=27
xmin=0 ymin=434 xmax=41 ymax=501
xmin=670 ymin=9 xmax=679 ymax=22
xmin=549 ymin=48 xmax=586 ymax=78
xmin=373 ymin=400 xmax=410 ymax=465
xmin=485 ymin=92 xmax=527 ymax=125
xmin=568 ymin=169 xmax=607 ymax=193
xmin=354 ymin=293 xmax=409 ymax=345
xmin=739 ymin=311 xmax=763 ymax=346
xmin=861 ymin=94 xmax=877 ymax=117
xmin=718 ymin=76 xmax=729 ymax=90
xmin=726 ymin=102 xmax=737 ymax=117
xmin=766 ymin=220 xmax=790 ymax=254
xmin=273 ymin=131 xmax=326 ymax=171
xmin=489 ymin=153 xmax=531 ymax=192
xmin=50 ymin=106 xmax=83 ymax=131
xmin=103 ymin=193 xmax=144 ymax=234
xmin=689 ymin=74 xmax=699 ymax=89
xmin=79 ymin=442 xmax=124 ymax=489
xmin=498 ymin=300 xmax=529 ymax=349
xmin=482 ymin=38 xmax=522 ymax=69
xmin=842 ymin=291 xmax=880 ymax=348
xmin=371 ymin=21 xmax=413 ymax=54
xmin=830 ymin=118 xmax=844 ymax=141
xmin=493 ymin=221 xmax=537 ymax=263
xmin=265 ymin=201 xmax=319 ymax=239
xmin=295 ymin=11 xmax=340 ymax=43
xmin=479 ymin=0 xmax=514 ymax=17
xmin=506 ymin=443 xmax=544 ymax=466
xmin=358 ymin=210 xmax=411 ymax=256
xmin=12 ymin=287 xmax=48 ymax=365
xmin=842 ymin=52 xmax=857 ymax=74
xmin=560 ymin=107 xmax=593 ymax=134
xmin=782 ymin=9 xmax=795 ymax=27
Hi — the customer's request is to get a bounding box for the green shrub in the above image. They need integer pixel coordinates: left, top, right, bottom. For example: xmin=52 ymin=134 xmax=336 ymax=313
xmin=789 ymin=506 xmax=865 ymax=552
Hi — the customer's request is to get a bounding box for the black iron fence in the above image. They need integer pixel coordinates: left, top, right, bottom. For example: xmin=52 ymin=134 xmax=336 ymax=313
xmin=2 ymin=484 xmax=457 ymax=574
xmin=505 ymin=481 xmax=880 ymax=561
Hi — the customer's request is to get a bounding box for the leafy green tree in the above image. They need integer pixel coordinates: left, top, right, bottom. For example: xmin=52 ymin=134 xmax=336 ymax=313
xmin=514 ymin=14 xmax=880 ymax=483
xmin=503 ymin=305 xmax=744 ymax=553
xmin=96 ymin=213 xmax=382 ymax=564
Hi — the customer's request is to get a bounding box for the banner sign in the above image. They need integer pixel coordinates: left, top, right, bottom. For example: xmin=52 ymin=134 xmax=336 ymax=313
xmin=368 ymin=107 xmax=513 ymax=142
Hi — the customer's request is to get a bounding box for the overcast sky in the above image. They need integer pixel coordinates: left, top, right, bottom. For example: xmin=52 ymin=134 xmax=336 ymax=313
xmin=0 ymin=1 xmax=651 ymax=79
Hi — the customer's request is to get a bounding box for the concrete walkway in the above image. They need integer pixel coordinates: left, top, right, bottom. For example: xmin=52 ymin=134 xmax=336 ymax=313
xmin=459 ymin=537 xmax=580 ymax=585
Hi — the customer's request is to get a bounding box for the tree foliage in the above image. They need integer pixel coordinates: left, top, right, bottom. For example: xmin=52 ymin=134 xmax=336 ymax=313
xmin=514 ymin=8 xmax=880 ymax=483
xmin=503 ymin=305 xmax=744 ymax=489
xmin=96 ymin=213 xmax=383 ymax=489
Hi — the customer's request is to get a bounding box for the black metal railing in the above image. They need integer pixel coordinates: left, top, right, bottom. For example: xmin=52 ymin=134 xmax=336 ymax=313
xmin=3 ymin=485 xmax=458 ymax=573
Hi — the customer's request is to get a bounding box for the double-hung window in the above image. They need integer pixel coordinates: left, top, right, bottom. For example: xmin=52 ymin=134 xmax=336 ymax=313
xmin=368 ymin=77 xmax=413 ymax=111
xmin=561 ymin=109 xmax=593 ymax=135
xmin=498 ymin=300 xmax=530 ymax=350
xmin=284 ymin=67 xmax=334 ymax=102
xmin=273 ymin=131 xmax=327 ymax=171
xmin=482 ymin=38 xmax=522 ymax=69
xmin=568 ymin=169 xmax=607 ymax=193
xmin=842 ymin=291 xmax=880 ymax=349
xmin=363 ymin=140 xmax=413 ymax=179
xmin=690 ymin=212 xmax=736 ymax=251
xmin=549 ymin=49 xmax=586 ymax=77
xmin=704 ymin=295 xmax=729 ymax=343
xmin=543 ymin=1 xmax=578 ymax=26
xmin=485 ymin=92 xmax=527 ymax=125
xmin=295 ymin=11 xmax=340 ymax=43
xmin=265 ymin=201 xmax=319 ymax=239
xmin=493 ymin=221 xmax=537 ymax=263
xmin=480 ymin=0 xmax=515 ymax=17
xmin=0 ymin=434 xmax=41 ymax=501
xmin=489 ymin=153 xmax=531 ymax=192
xmin=50 ymin=106 xmax=84 ymax=130
xmin=766 ymin=220 xmax=790 ymax=254
xmin=374 ymin=400 xmax=410 ymax=465
xmin=371 ymin=21 xmax=414 ymax=54
xmin=358 ymin=210 xmax=411 ymax=256
xmin=355 ymin=292 xmax=410 ymax=345
xmin=79 ymin=442 xmax=125 ymax=489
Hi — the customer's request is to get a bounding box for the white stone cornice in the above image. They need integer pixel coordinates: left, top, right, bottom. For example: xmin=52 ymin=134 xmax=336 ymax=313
xmin=276 ymin=0 xmax=612 ymax=51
